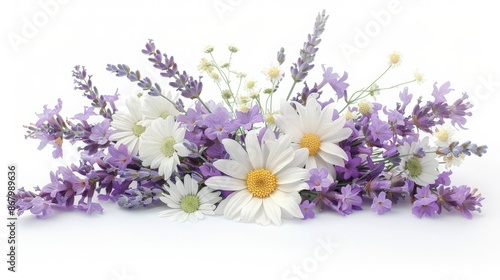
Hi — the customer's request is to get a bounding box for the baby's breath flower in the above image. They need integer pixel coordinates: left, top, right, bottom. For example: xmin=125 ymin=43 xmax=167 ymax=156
xmin=221 ymin=62 xmax=230 ymax=69
xmin=204 ymin=45 xmax=214 ymax=53
xmin=198 ymin=58 xmax=214 ymax=73
xmin=209 ymin=71 xmax=220 ymax=82
xmin=358 ymin=100 xmax=374 ymax=115
xmin=345 ymin=110 xmax=360 ymax=121
xmin=221 ymin=89 xmax=233 ymax=100
xmin=238 ymin=104 xmax=250 ymax=113
xmin=388 ymin=51 xmax=402 ymax=67
xmin=246 ymin=80 xmax=257 ymax=90
xmin=263 ymin=64 xmax=283 ymax=82
xmin=263 ymin=88 xmax=274 ymax=94
xmin=250 ymin=91 xmax=260 ymax=99
xmin=414 ymin=70 xmax=424 ymax=84
xmin=236 ymin=72 xmax=247 ymax=78
xmin=238 ymin=95 xmax=251 ymax=104
xmin=368 ymin=84 xmax=380 ymax=99
xmin=228 ymin=45 xmax=238 ymax=53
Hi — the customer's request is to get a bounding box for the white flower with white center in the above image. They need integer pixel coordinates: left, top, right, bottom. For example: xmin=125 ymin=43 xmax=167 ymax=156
xmin=443 ymin=152 xmax=465 ymax=169
xmin=109 ymin=95 xmax=145 ymax=156
xmin=274 ymin=95 xmax=352 ymax=177
xmin=433 ymin=124 xmax=456 ymax=147
xmin=398 ymin=137 xmax=439 ymax=186
xmin=139 ymin=116 xmax=190 ymax=180
xmin=159 ymin=175 xmax=221 ymax=222
xmin=205 ymin=130 xmax=309 ymax=226
xmin=141 ymin=93 xmax=180 ymax=126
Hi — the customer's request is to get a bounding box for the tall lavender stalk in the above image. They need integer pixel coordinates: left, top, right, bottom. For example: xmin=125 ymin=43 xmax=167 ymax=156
xmin=286 ymin=10 xmax=329 ymax=100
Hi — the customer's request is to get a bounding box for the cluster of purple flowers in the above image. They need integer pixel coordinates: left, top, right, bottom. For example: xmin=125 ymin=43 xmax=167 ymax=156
xmin=14 ymin=10 xmax=487 ymax=223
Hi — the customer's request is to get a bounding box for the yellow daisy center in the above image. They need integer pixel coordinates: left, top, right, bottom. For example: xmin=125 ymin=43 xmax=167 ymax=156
xmin=358 ymin=102 xmax=371 ymax=115
xmin=300 ymin=133 xmax=321 ymax=156
xmin=246 ymin=169 xmax=278 ymax=198
xmin=436 ymin=130 xmax=449 ymax=143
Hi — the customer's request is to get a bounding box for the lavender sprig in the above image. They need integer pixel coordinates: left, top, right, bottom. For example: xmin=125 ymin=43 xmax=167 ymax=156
xmin=287 ymin=10 xmax=329 ymax=100
xmin=72 ymin=66 xmax=117 ymax=119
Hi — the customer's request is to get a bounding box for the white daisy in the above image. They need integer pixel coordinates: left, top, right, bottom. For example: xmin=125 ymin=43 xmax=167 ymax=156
xmin=141 ymin=92 xmax=180 ymax=126
xmin=398 ymin=137 xmax=439 ymax=186
xmin=205 ymin=130 xmax=309 ymax=225
xmin=159 ymin=175 xmax=221 ymax=222
xmin=109 ymin=95 xmax=145 ymax=156
xmin=263 ymin=63 xmax=284 ymax=83
xmin=433 ymin=124 xmax=456 ymax=147
xmin=139 ymin=116 xmax=190 ymax=180
xmin=274 ymin=95 xmax=352 ymax=177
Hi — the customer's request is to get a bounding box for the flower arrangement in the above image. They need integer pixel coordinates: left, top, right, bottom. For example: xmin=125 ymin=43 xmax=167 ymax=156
xmin=14 ymin=10 xmax=487 ymax=225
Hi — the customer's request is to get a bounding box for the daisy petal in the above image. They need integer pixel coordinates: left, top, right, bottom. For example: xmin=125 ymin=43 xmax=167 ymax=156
xmin=205 ymin=176 xmax=246 ymax=191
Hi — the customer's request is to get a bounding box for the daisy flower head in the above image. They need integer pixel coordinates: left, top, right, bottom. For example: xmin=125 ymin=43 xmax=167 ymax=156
xmin=433 ymin=124 xmax=456 ymax=147
xmin=263 ymin=63 xmax=284 ymax=83
xmin=109 ymin=95 xmax=145 ymax=156
xmin=398 ymin=137 xmax=439 ymax=186
xmin=159 ymin=174 xmax=222 ymax=222
xmin=274 ymin=94 xmax=352 ymax=177
xmin=141 ymin=92 xmax=180 ymax=126
xmin=139 ymin=116 xmax=190 ymax=180
xmin=205 ymin=130 xmax=310 ymax=225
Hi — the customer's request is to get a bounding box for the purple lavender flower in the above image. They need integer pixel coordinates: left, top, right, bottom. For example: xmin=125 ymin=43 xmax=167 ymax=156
xmin=368 ymin=114 xmax=393 ymax=143
xmin=335 ymin=154 xmax=361 ymax=180
xmin=204 ymin=107 xmax=238 ymax=141
xmin=371 ymin=192 xmax=392 ymax=215
xmin=335 ymin=184 xmax=363 ymax=215
xmin=431 ymin=81 xmax=453 ymax=103
xmin=106 ymin=144 xmax=132 ymax=169
xmin=448 ymin=93 xmax=473 ymax=129
xmin=412 ymin=199 xmax=439 ymax=218
xmin=233 ymin=105 xmax=264 ymax=130
xmin=176 ymin=108 xmax=204 ymax=131
xmin=300 ymin=200 xmax=316 ymax=220
xmin=29 ymin=196 xmax=53 ymax=218
xmin=412 ymin=186 xmax=439 ymax=218
xmin=316 ymin=65 xmax=349 ymax=100
xmin=306 ymin=168 xmax=331 ymax=191
xmin=89 ymin=119 xmax=111 ymax=145
xmin=450 ymin=185 xmax=484 ymax=219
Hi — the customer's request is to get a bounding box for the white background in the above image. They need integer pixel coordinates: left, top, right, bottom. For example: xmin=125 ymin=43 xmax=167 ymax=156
xmin=1 ymin=1 xmax=499 ymax=280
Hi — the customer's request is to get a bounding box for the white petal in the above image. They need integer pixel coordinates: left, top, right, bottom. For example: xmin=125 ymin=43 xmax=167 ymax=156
xmin=224 ymin=190 xmax=253 ymax=219
xmin=320 ymin=142 xmax=348 ymax=160
xmin=277 ymin=182 xmax=308 ymax=193
xmin=263 ymin=198 xmax=282 ymax=225
xmin=276 ymin=167 xmax=310 ymax=184
xmin=214 ymin=192 xmax=235 ymax=215
xmin=174 ymin=143 xmax=190 ymax=157
xmin=240 ymin=197 xmax=263 ymax=223
xmin=213 ymin=159 xmax=250 ymax=180
xmin=205 ymin=176 xmax=246 ymax=191
xmin=266 ymin=138 xmax=294 ymax=174
xmin=245 ymin=130 xmax=264 ymax=169
xmin=188 ymin=213 xmax=198 ymax=223
xmin=175 ymin=177 xmax=188 ymax=196
xmin=158 ymin=209 xmax=180 ymax=217
xmin=221 ymin=139 xmax=252 ymax=171
xmin=184 ymin=174 xmax=199 ymax=195
xmin=159 ymin=195 xmax=179 ymax=207
xmin=320 ymin=127 xmax=352 ymax=143
xmin=270 ymin=190 xmax=304 ymax=219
